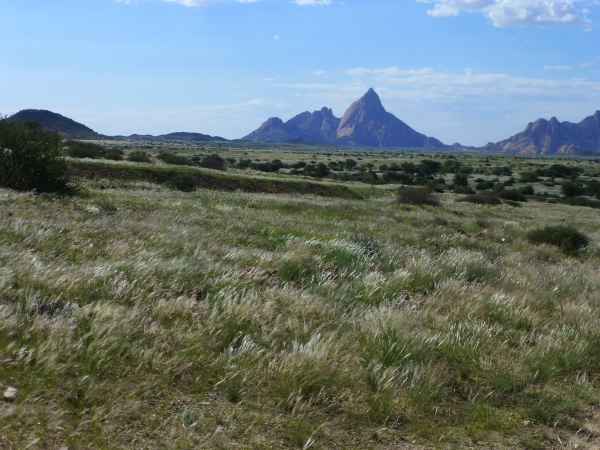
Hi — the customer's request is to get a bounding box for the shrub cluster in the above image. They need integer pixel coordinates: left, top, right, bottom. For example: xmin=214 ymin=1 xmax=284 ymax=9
xmin=127 ymin=151 xmax=152 ymax=163
xmin=0 ymin=120 xmax=70 ymax=193
xmin=527 ymin=225 xmax=589 ymax=256
xmin=459 ymin=194 xmax=502 ymax=205
xmin=397 ymin=187 xmax=440 ymax=206
xmin=198 ymin=154 xmax=227 ymax=170
xmin=65 ymin=141 xmax=123 ymax=160
xmin=157 ymin=152 xmax=195 ymax=166
xmin=170 ymin=173 xmax=197 ymax=192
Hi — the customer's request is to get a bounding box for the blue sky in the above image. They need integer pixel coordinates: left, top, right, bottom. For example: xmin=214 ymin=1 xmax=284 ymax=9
xmin=1 ymin=0 xmax=600 ymax=145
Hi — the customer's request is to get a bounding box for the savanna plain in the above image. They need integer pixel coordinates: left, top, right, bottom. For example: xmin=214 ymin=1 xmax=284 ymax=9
xmin=2 ymin=142 xmax=600 ymax=449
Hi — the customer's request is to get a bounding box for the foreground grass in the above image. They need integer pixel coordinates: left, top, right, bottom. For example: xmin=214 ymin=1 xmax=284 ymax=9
xmin=1 ymin=180 xmax=600 ymax=449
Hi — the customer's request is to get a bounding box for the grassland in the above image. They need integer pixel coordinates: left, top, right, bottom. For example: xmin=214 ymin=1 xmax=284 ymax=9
xmin=2 ymin=146 xmax=600 ymax=449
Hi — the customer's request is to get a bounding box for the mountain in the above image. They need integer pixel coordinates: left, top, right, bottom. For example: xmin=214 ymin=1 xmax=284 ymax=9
xmin=484 ymin=111 xmax=600 ymax=155
xmin=8 ymin=109 xmax=101 ymax=139
xmin=125 ymin=132 xmax=227 ymax=142
xmin=244 ymin=107 xmax=340 ymax=145
xmin=243 ymin=88 xmax=445 ymax=149
xmin=336 ymin=88 xmax=444 ymax=148
xmin=7 ymin=110 xmax=227 ymax=142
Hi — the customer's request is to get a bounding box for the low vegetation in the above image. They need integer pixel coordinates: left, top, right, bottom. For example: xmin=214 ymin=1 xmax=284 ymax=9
xmin=64 ymin=140 xmax=123 ymax=160
xmin=3 ymin=134 xmax=600 ymax=448
xmin=126 ymin=150 xmax=152 ymax=163
xmin=397 ymin=186 xmax=440 ymax=206
xmin=527 ymin=225 xmax=590 ymax=256
xmin=459 ymin=193 xmax=502 ymax=205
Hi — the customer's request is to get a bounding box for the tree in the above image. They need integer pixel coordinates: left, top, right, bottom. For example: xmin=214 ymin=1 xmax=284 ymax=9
xmin=0 ymin=119 xmax=70 ymax=192
xmin=419 ymin=159 xmax=442 ymax=176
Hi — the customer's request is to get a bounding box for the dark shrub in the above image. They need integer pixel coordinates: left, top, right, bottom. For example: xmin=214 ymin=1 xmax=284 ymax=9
xmin=453 ymin=185 xmax=474 ymax=194
xmin=199 ymin=154 xmax=226 ymax=170
xmin=64 ymin=140 xmax=106 ymax=159
xmin=170 ymin=173 xmax=197 ymax=192
xmin=527 ymin=225 xmax=589 ymax=256
xmin=453 ymin=173 xmax=469 ymax=187
xmin=519 ymin=185 xmax=535 ymax=195
xmin=128 ymin=151 xmax=152 ymax=163
xmin=103 ymin=149 xmax=124 ymax=161
xmin=498 ymin=190 xmax=527 ymax=202
xmin=157 ymin=152 xmax=195 ymax=166
xmin=562 ymin=197 xmax=600 ymax=209
xmin=519 ymin=171 xmax=540 ymax=183
xmin=459 ymin=194 xmax=501 ymax=205
xmin=475 ymin=180 xmax=495 ymax=191
xmin=0 ymin=120 xmax=70 ymax=193
xmin=561 ymin=180 xmax=585 ymax=198
xmin=397 ymin=187 xmax=440 ymax=206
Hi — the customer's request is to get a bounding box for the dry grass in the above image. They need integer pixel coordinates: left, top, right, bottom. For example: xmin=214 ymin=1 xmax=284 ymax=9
xmin=1 ymin=178 xmax=600 ymax=449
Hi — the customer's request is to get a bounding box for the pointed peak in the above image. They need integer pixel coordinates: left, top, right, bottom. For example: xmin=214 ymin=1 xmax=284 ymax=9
xmin=362 ymin=87 xmax=380 ymax=100
xmin=355 ymin=88 xmax=384 ymax=112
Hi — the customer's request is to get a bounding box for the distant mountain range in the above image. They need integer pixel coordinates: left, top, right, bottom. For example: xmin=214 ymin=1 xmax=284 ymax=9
xmin=7 ymin=110 xmax=226 ymax=142
xmin=116 ymin=132 xmax=227 ymax=142
xmin=244 ymin=88 xmax=446 ymax=149
xmin=484 ymin=111 xmax=600 ymax=155
xmin=7 ymin=99 xmax=600 ymax=155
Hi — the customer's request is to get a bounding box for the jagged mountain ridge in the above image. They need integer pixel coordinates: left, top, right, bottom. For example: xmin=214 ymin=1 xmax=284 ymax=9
xmin=484 ymin=111 xmax=600 ymax=155
xmin=243 ymin=88 xmax=446 ymax=149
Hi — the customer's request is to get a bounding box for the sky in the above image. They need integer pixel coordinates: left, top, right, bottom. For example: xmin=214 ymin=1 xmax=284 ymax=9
xmin=1 ymin=0 xmax=600 ymax=146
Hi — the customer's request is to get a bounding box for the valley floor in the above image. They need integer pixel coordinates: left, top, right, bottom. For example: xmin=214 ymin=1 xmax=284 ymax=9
xmin=1 ymin=180 xmax=600 ymax=449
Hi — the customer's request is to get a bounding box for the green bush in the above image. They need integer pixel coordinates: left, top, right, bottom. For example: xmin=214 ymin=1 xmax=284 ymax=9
xmin=64 ymin=141 xmax=123 ymax=160
xmin=0 ymin=120 xmax=70 ymax=193
xmin=65 ymin=140 xmax=106 ymax=159
xmin=397 ymin=187 xmax=440 ymax=206
xmin=170 ymin=173 xmax=197 ymax=192
xmin=103 ymin=149 xmax=124 ymax=161
xmin=527 ymin=225 xmax=589 ymax=256
xmin=459 ymin=194 xmax=501 ymax=205
xmin=127 ymin=151 xmax=152 ymax=163
xmin=562 ymin=196 xmax=600 ymax=209
xmin=561 ymin=180 xmax=584 ymax=198
xmin=157 ymin=152 xmax=195 ymax=166
xmin=498 ymin=190 xmax=527 ymax=202
xmin=198 ymin=154 xmax=227 ymax=170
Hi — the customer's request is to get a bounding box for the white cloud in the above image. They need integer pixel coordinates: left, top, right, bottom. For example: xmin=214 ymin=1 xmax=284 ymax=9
xmin=543 ymin=64 xmax=573 ymax=70
xmin=417 ymin=0 xmax=595 ymax=28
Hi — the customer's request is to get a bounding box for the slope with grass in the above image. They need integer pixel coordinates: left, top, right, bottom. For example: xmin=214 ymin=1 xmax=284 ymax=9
xmin=1 ymin=179 xmax=600 ymax=449
xmin=67 ymin=159 xmax=362 ymax=199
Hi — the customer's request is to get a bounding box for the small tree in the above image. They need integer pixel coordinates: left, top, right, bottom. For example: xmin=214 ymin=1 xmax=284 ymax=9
xmin=0 ymin=120 xmax=70 ymax=193
xmin=199 ymin=154 xmax=226 ymax=170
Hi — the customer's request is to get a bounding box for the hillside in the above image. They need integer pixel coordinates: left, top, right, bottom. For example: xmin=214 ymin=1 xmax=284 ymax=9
xmin=8 ymin=109 xmax=101 ymax=139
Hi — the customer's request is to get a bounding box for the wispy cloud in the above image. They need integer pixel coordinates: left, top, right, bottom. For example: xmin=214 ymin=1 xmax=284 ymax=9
xmin=417 ymin=0 xmax=596 ymax=28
